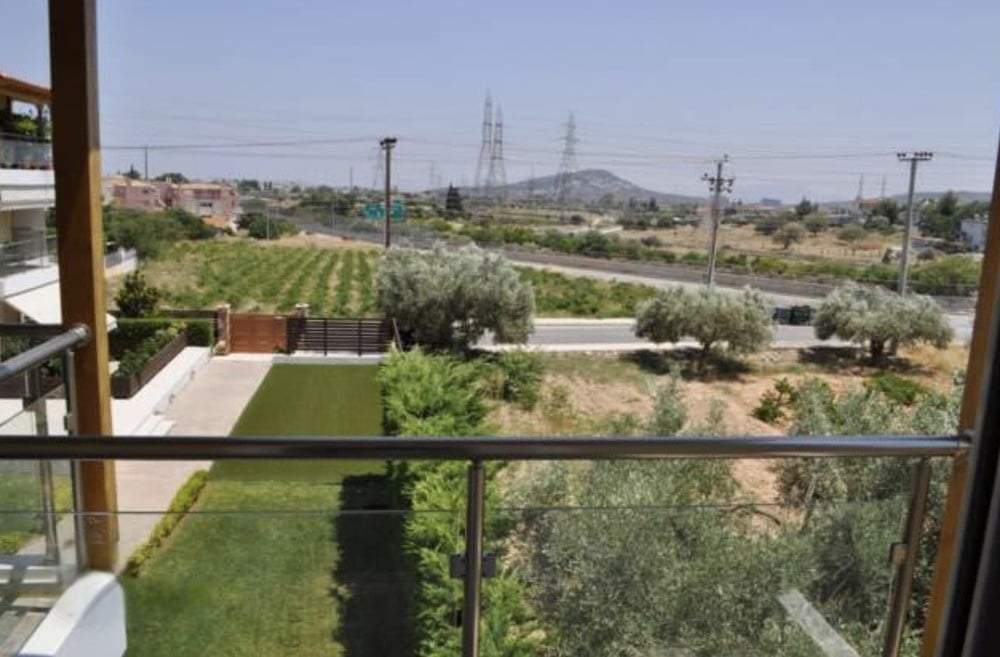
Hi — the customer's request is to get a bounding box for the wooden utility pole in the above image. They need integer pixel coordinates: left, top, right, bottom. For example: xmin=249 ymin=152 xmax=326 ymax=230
xmin=380 ymin=137 xmax=397 ymax=248
xmin=897 ymin=151 xmax=933 ymax=294
xmin=702 ymin=155 xmax=734 ymax=287
xmin=48 ymin=0 xmax=119 ymax=571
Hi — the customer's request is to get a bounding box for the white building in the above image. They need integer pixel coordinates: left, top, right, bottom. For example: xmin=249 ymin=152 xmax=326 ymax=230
xmin=961 ymin=217 xmax=989 ymax=251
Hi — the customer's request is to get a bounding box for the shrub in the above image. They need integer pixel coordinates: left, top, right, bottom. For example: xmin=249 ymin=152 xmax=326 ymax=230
xmin=183 ymin=319 xmax=215 ymax=347
xmin=804 ymin=213 xmax=828 ymax=235
xmin=377 ymin=246 xmax=534 ymax=351
xmin=647 ymin=374 xmax=687 ymax=435
xmin=752 ymin=377 xmax=796 ymax=424
xmin=115 ymin=270 xmax=161 ymax=317
xmin=813 ymin=284 xmax=953 ymax=363
xmin=124 ymin=470 xmax=208 ymax=576
xmin=495 ymin=350 xmax=544 ymax=410
xmin=837 ymin=224 xmax=867 ymax=244
xmin=865 ymin=373 xmax=930 ymax=406
xmin=773 ymin=221 xmax=806 ymax=249
xmin=377 ymin=348 xmax=487 ymax=435
xmin=634 ymin=286 xmax=774 ymax=367
xmin=110 ymin=318 xmax=175 ymax=358
xmin=116 ymin=326 xmax=179 ymax=377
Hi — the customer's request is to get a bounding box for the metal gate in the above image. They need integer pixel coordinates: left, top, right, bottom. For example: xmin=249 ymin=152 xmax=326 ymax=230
xmin=286 ymin=317 xmax=397 ymax=355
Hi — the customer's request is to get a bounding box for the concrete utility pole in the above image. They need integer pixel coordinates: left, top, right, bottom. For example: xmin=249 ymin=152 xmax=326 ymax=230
xmin=349 ymin=165 xmax=354 ymax=190
xmin=380 ymin=137 xmax=397 ymax=249
xmin=143 ymin=145 xmax=149 ymax=180
xmin=897 ymin=151 xmax=933 ymax=294
xmin=702 ymin=155 xmax=735 ymax=287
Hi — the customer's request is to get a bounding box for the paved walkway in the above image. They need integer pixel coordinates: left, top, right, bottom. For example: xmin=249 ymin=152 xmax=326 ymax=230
xmin=110 ymin=357 xmax=272 ymax=571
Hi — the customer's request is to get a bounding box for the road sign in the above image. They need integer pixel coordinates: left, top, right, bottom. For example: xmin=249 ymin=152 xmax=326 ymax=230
xmin=362 ymin=201 xmax=406 ymax=222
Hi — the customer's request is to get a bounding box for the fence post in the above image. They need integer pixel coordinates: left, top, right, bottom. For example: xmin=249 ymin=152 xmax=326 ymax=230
xmin=358 ymin=319 xmax=362 ymax=356
xmin=462 ymin=460 xmax=485 ymax=657
xmin=882 ymin=459 xmax=933 ymax=657
xmin=324 ymin=318 xmax=329 ymax=356
xmin=215 ymin=304 xmax=231 ymax=355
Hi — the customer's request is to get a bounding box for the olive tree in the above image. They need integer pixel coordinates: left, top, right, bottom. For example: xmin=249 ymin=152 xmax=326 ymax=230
xmin=813 ymin=284 xmax=953 ymax=363
xmin=376 ymin=245 xmax=534 ymax=351
xmin=773 ymin=221 xmax=806 ymax=249
xmin=634 ymin=286 xmax=774 ymax=367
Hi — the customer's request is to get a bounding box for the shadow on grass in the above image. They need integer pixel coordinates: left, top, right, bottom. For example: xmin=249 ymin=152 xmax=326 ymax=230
xmin=333 ymin=474 xmax=414 ymax=657
xmin=623 ymin=348 xmax=752 ymax=381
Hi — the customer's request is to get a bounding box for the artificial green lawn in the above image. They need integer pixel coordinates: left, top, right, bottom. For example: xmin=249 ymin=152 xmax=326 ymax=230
xmin=123 ymin=365 xmax=391 ymax=657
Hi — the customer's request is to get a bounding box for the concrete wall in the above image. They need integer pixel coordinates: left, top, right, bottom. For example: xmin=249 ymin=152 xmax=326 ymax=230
xmin=17 ymin=573 xmax=126 ymax=657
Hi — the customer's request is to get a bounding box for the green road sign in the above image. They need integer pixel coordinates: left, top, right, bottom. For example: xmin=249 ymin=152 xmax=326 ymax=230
xmin=362 ymin=201 xmax=405 ymax=222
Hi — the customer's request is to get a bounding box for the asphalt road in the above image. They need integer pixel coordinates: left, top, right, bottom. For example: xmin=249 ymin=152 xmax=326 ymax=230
xmin=483 ymin=316 xmax=975 ymax=352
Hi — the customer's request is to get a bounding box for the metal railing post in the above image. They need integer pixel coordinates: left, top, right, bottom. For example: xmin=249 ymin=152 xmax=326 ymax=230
xmin=883 ymin=458 xmax=933 ymax=657
xmin=462 ymin=459 xmax=486 ymax=657
xmin=28 ymin=366 xmax=60 ymax=564
xmin=61 ymin=349 xmax=87 ymax=570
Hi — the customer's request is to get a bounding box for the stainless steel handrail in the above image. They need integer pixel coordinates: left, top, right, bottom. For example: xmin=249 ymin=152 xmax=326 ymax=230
xmin=0 ymin=325 xmax=89 ymax=385
xmin=0 ymin=433 xmax=969 ymax=461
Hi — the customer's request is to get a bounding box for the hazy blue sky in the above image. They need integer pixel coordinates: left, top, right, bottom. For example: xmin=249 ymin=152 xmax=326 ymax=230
xmin=4 ymin=0 xmax=999 ymax=201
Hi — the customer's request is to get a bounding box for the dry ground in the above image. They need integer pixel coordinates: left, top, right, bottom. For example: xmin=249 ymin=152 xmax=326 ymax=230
xmin=491 ymin=344 xmax=969 ymax=501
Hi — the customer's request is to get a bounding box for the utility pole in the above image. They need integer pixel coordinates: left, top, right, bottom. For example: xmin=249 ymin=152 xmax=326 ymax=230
xmin=897 ymin=151 xmax=933 ymax=294
xmin=349 ymin=165 xmax=354 ymax=190
xmin=143 ymin=145 xmax=149 ymax=180
xmin=380 ymin=137 xmax=397 ymax=249
xmin=702 ymin=155 xmax=734 ymax=287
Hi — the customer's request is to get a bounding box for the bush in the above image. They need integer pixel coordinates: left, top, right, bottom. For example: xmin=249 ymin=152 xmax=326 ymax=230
xmin=773 ymin=221 xmax=806 ymax=249
xmin=110 ymin=318 xmax=175 ymax=359
xmin=495 ymin=350 xmax=544 ymax=410
xmin=377 ymin=348 xmax=487 ymax=435
xmin=865 ymin=373 xmax=930 ymax=406
xmin=104 ymin=206 xmax=216 ymax=259
xmin=183 ymin=319 xmax=215 ymax=347
xmin=115 ymin=270 xmax=161 ymax=317
xmin=634 ymin=286 xmax=774 ymax=367
xmin=246 ymin=216 xmax=297 ymax=240
xmin=124 ymin=470 xmax=208 ymax=576
xmin=377 ymin=246 xmax=534 ymax=351
xmin=814 ymin=284 xmax=953 ymax=363
xmin=837 ymin=224 xmax=867 ymax=244
xmin=752 ymin=378 xmax=796 ymax=424
xmin=116 ymin=326 xmax=179 ymax=377
xmin=647 ymin=373 xmax=687 ymax=434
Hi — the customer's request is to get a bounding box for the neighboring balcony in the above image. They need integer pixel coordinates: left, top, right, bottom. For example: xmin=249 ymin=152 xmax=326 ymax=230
xmin=0 ymin=133 xmax=52 ymax=171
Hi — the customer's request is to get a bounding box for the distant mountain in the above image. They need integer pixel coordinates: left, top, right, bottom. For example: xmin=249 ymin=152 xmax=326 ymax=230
xmin=461 ymin=169 xmax=705 ymax=205
xmin=890 ymin=190 xmax=992 ymax=204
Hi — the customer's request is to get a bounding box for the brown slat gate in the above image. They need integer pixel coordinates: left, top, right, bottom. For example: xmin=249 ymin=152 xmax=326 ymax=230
xmin=287 ymin=317 xmax=396 ymax=355
xmin=230 ymin=313 xmax=287 ymax=353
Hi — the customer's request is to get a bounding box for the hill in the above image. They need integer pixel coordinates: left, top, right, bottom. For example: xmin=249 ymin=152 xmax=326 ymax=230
xmin=461 ymin=169 xmax=704 ymax=205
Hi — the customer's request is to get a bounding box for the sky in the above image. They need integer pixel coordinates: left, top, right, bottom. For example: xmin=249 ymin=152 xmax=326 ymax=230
xmin=3 ymin=0 xmax=1000 ymax=201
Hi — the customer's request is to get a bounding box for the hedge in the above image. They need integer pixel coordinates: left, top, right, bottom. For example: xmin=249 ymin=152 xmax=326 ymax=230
xmin=124 ymin=470 xmax=209 ymax=577
xmin=112 ymin=317 xmax=215 ymax=358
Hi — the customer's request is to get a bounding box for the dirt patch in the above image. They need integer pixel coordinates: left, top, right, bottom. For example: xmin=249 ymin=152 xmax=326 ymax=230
xmin=260 ymin=232 xmax=379 ymax=251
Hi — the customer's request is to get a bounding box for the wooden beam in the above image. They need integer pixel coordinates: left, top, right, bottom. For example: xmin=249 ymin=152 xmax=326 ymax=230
xmin=47 ymin=0 xmax=118 ymax=571
xmin=921 ymin=136 xmax=1000 ymax=656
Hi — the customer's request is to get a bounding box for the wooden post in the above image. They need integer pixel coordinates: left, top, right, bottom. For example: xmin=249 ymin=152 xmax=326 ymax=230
xmin=920 ymin=136 xmax=1000 ymax=656
xmin=48 ymin=0 xmax=118 ymax=571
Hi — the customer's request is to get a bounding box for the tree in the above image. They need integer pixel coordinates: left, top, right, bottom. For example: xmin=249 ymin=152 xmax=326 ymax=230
xmin=920 ymin=191 xmax=961 ymax=241
xmin=870 ymin=198 xmax=901 ymax=225
xmin=866 ymin=215 xmax=893 ymax=234
xmin=376 ymin=246 xmax=535 ymax=351
xmin=837 ymin=224 xmax=867 ymax=245
xmin=795 ymin=197 xmax=816 ymax=219
xmin=773 ymin=221 xmax=806 ymax=249
xmin=646 ymin=197 xmax=660 ymax=212
xmin=804 ymin=212 xmax=828 ymax=235
xmin=154 ymin=172 xmax=188 ymax=184
xmin=813 ymin=284 xmax=953 ymax=363
xmin=444 ymin=184 xmax=464 ymax=215
xmin=332 ymin=194 xmax=354 ymax=217
xmin=634 ymin=286 xmax=774 ymax=367
xmin=124 ymin=165 xmax=141 ymax=180
xmin=114 ymin=271 xmax=161 ymax=317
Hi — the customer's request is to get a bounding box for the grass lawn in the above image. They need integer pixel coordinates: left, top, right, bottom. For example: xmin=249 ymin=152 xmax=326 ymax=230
xmin=123 ymin=364 xmax=407 ymax=657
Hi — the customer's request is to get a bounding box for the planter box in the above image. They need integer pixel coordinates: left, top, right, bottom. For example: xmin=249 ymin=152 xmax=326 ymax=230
xmin=111 ymin=333 xmax=187 ymax=399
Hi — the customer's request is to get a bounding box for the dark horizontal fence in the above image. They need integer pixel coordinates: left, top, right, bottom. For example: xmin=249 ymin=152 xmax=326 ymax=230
xmin=286 ymin=317 xmax=397 ymax=355
xmin=111 ymin=332 xmax=187 ymax=399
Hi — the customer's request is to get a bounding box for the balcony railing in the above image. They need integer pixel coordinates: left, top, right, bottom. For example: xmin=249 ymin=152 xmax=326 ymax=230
xmin=0 ymin=325 xmax=973 ymax=657
xmin=0 ymin=133 xmax=53 ymax=170
xmin=0 ymin=234 xmax=57 ymax=272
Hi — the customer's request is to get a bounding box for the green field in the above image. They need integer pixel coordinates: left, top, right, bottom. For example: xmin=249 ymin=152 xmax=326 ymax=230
xmin=131 ymin=238 xmax=661 ymax=320
xmin=136 ymin=240 xmax=379 ymax=315
xmin=123 ymin=365 xmax=403 ymax=657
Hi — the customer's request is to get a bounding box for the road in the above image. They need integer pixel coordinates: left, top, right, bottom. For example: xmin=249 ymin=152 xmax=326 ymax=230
xmin=483 ymin=316 xmax=975 ymax=352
